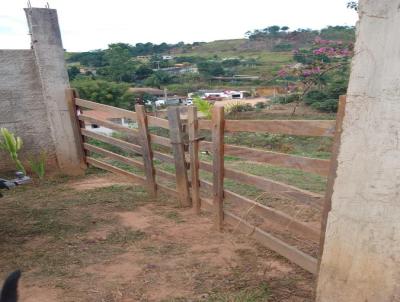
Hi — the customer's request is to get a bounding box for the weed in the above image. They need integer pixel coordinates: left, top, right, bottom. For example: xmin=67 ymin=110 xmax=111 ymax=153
xmin=207 ymin=282 xmax=271 ymax=302
xmin=106 ymin=227 xmax=146 ymax=245
xmin=164 ymin=211 xmax=185 ymax=223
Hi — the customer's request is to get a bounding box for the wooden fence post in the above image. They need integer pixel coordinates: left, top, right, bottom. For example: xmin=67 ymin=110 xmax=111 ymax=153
xmin=318 ymin=95 xmax=347 ymax=267
xmin=65 ymin=88 xmax=87 ymax=169
xmin=188 ymin=106 xmax=201 ymax=214
xmin=135 ymin=104 xmax=157 ymax=197
xmin=167 ymin=107 xmax=191 ymax=207
xmin=212 ymin=106 xmax=225 ymax=230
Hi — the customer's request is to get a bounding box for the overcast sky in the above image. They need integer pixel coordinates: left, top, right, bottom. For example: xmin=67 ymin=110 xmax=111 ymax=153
xmin=0 ymin=0 xmax=358 ymax=52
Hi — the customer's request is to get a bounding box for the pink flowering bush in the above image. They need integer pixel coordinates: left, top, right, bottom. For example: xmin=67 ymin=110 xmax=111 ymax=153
xmin=274 ymin=38 xmax=353 ymax=112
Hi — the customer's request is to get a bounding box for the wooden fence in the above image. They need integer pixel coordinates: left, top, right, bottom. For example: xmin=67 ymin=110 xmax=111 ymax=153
xmin=67 ymin=88 xmax=344 ymax=275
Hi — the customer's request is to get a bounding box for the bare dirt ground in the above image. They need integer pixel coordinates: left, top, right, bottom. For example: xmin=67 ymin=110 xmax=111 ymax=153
xmin=0 ymin=174 xmax=314 ymax=301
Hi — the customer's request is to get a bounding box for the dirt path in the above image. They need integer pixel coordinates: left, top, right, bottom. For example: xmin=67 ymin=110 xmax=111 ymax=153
xmin=0 ymin=174 xmax=314 ymax=301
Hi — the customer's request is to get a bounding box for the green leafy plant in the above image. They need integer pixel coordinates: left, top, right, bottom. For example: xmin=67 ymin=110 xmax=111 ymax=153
xmin=225 ymin=101 xmax=254 ymax=115
xmin=0 ymin=128 xmax=26 ymax=174
xmin=193 ymin=97 xmax=213 ymax=119
xmin=28 ymin=152 xmax=47 ymax=180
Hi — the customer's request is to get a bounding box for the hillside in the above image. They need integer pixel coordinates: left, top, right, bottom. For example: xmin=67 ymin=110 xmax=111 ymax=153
xmin=66 ymin=25 xmax=354 ymax=112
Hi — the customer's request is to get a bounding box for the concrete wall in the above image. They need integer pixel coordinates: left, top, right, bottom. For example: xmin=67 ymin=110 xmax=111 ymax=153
xmin=0 ymin=8 xmax=84 ymax=175
xmin=317 ymin=1 xmax=400 ymax=301
xmin=0 ymin=49 xmax=57 ymax=170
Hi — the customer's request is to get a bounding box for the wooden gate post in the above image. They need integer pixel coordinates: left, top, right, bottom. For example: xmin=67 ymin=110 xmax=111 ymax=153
xmin=212 ymin=106 xmax=225 ymax=230
xmin=65 ymin=88 xmax=87 ymax=170
xmin=135 ymin=104 xmax=157 ymax=197
xmin=188 ymin=106 xmax=201 ymax=214
xmin=167 ymin=107 xmax=191 ymax=207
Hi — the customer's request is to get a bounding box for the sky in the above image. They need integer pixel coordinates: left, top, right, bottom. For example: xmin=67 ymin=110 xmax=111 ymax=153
xmin=0 ymin=0 xmax=358 ymax=52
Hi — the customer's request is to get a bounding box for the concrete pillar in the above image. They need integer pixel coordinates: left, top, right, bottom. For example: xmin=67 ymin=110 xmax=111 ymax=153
xmin=24 ymin=8 xmax=85 ymax=175
xmin=317 ymin=1 xmax=400 ymax=301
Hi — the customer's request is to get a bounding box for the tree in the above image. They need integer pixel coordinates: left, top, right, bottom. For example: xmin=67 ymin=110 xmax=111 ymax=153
xmin=144 ymin=71 xmax=173 ymax=88
xmin=276 ymin=38 xmax=353 ymax=113
xmin=71 ymin=78 xmax=137 ymax=110
xmin=197 ymin=61 xmax=225 ymax=77
xmin=67 ymin=66 xmax=80 ymax=80
xmin=101 ymin=43 xmax=136 ymax=82
xmin=347 ymin=1 xmax=358 ymax=11
xmin=134 ymin=65 xmax=154 ymax=80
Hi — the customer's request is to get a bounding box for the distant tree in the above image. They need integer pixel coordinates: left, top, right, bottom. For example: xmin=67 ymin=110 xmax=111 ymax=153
xmin=71 ymin=78 xmax=136 ymax=109
xmin=134 ymin=65 xmax=154 ymax=80
xmin=265 ymin=25 xmax=281 ymax=36
xmin=347 ymin=1 xmax=358 ymax=11
xmin=144 ymin=71 xmax=173 ymax=88
xmin=281 ymin=26 xmax=289 ymax=32
xmin=101 ymin=43 xmax=136 ymax=82
xmin=197 ymin=61 xmax=225 ymax=77
xmin=67 ymin=66 xmax=80 ymax=80
xmin=67 ymin=50 xmax=106 ymax=67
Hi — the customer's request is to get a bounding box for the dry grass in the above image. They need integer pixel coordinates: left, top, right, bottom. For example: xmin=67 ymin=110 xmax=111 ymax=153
xmin=0 ymin=172 xmax=314 ymax=301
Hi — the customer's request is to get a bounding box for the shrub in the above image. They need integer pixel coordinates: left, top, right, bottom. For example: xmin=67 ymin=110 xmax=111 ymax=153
xmin=273 ymin=94 xmax=300 ymax=104
xmin=255 ymin=101 xmax=268 ymax=110
xmin=225 ymin=102 xmax=254 ymax=115
xmin=310 ymin=99 xmax=338 ymax=112
xmin=303 ymin=90 xmax=328 ymax=105
xmin=193 ymin=97 xmax=213 ymax=119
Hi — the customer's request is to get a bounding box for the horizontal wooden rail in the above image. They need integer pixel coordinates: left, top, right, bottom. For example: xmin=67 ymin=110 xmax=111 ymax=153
xmin=148 ymin=116 xmax=170 ymax=129
xmin=199 ymin=161 xmax=323 ymax=208
xmin=153 ymin=151 xmax=174 ymax=164
xmin=198 ymin=119 xmax=211 ymax=130
xmin=150 ymin=134 xmax=171 ymax=148
xmin=200 ymin=197 xmax=318 ymax=274
xmin=81 ymin=129 xmax=142 ymax=154
xmin=199 ymin=141 xmax=330 ymax=176
xmin=199 ymin=179 xmax=320 ymax=241
xmin=76 ymin=98 xmax=137 ymax=119
xmin=157 ymin=183 xmax=179 ymax=198
xmin=224 ymin=120 xmax=335 ymax=137
xmin=198 ymin=119 xmax=335 ymax=137
xmin=79 ymin=115 xmax=139 ymax=136
xmin=86 ymin=157 xmax=146 ymax=185
xmin=155 ymin=168 xmax=176 ymax=181
xmin=83 ymin=143 xmax=144 ymax=170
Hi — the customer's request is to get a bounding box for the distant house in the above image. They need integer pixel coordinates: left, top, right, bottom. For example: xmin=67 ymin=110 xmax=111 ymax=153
xmin=199 ymin=90 xmax=249 ymax=100
xmin=162 ymin=55 xmax=174 ymax=60
xmin=83 ymin=110 xmax=136 ymax=136
xmin=79 ymin=67 xmax=97 ymax=75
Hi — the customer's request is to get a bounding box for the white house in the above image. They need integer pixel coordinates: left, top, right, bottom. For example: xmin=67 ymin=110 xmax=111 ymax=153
xmin=82 ymin=110 xmax=137 ymax=136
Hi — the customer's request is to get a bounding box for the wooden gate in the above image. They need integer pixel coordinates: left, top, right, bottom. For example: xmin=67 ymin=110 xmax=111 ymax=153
xmin=67 ymin=88 xmax=344 ymax=275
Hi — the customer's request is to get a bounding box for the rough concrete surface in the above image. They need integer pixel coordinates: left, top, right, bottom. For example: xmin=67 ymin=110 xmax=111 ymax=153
xmin=0 ymin=49 xmax=56 ymax=171
xmin=317 ymin=1 xmax=400 ymax=301
xmin=0 ymin=8 xmax=84 ymax=175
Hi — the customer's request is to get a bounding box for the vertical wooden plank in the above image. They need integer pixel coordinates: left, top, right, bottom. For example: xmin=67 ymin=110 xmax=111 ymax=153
xmin=65 ymin=88 xmax=87 ymax=169
xmin=135 ymin=104 xmax=157 ymax=197
xmin=188 ymin=106 xmax=201 ymax=214
xmin=212 ymin=106 xmax=225 ymax=230
xmin=167 ymin=107 xmax=191 ymax=207
xmin=318 ymin=95 xmax=347 ymax=266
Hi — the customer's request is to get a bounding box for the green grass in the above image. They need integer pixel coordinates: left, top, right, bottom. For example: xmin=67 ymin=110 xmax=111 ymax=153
xmin=0 ymin=178 xmax=151 ymax=277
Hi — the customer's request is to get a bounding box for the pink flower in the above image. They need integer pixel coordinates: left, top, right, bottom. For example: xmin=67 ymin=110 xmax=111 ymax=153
xmin=278 ymin=69 xmax=287 ymax=77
